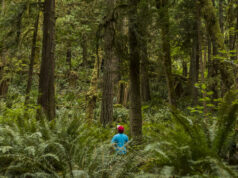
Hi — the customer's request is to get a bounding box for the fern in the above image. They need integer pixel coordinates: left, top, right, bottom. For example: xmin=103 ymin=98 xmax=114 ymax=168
xmin=213 ymin=90 xmax=238 ymax=156
xmin=142 ymin=91 xmax=238 ymax=177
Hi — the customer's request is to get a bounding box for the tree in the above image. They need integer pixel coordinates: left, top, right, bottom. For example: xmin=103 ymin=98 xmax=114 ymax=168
xmin=128 ymin=0 xmax=142 ymax=139
xmin=25 ymin=2 xmax=40 ymax=105
xmin=189 ymin=1 xmax=201 ymax=105
xmin=37 ymin=0 xmax=56 ymax=120
xmin=156 ymin=0 xmax=176 ymax=106
xmin=199 ymin=0 xmax=232 ymax=96
xmin=138 ymin=0 xmax=151 ymax=102
xmin=100 ymin=0 xmax=115 ymax=126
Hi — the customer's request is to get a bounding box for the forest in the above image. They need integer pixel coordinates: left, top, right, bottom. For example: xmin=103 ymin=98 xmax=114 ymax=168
xmin=0 ymin=0 xmax=238 ymax=177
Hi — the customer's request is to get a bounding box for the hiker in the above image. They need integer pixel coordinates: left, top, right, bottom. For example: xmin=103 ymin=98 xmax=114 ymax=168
xmin=111 ymin=125 xmax=129 ymax=154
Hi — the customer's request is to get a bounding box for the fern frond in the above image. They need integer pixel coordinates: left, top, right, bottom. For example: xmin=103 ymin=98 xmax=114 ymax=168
xmin=213 ymin=90 xmax=238 ymax=156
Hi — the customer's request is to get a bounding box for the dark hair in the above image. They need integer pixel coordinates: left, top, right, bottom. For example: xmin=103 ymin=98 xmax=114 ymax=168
xmin=118 ymin=129 xmax=124 ymax=134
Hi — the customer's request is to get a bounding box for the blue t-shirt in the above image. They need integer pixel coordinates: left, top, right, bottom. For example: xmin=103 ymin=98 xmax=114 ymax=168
xmin=111 ymin=133 xmax=129 ymax=154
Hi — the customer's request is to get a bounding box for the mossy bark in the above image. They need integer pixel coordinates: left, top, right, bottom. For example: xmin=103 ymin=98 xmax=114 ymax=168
xmin=128 ymin=0 xmax=142 ymax=139
xmin=156 ymin=0 xmax=176 ymax=106
xmin=0 ymin=57 xmax=8 ymax=97
xmin=138 ymin=0 xmax=151 ymax=102
xmin=82 ymin=35 xmax=88 ymax=67
xmin=100 ymin=0 xmax=115 ymax=126
xmin=37 ymin=0 xmax=56 ymax=120
xmin=200 ymin=0 xmax=233 ymax=95
xmin=86 ymin=55 xmax=102 ymax=120
xmin=190 ymin=1 xmax=201 ymax=105
xmin=25 ymin=9 xmax=40 ymax=105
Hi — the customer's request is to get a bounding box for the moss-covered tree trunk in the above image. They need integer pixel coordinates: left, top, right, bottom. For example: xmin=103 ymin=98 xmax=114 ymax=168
xmin=85 ymin=56 xmax=102 ymax=120
xmin=25 ymin=9 xmax=40 ymax=105
xmin=16 ymin=10 xmax=24 ymax=48
xmin=219 ymin=0 xmax=224 ymax=34
xmin=228 ymin=0 xmax=236 ymax=61
xmin=66 ymin=47 xmax=72 ymax=71
xmin=139 ymin=0 xmax=151 ymax=102
xmin=189 ymin=1 xmax=201 ymax=105
xmin=200 ymin=0 xmax=232 ymax=95
xmin=234 ymin=0 xmax=238 ymax=88
xmin=182 ymin=61 xmax=188 ymax=77
xmin=1 ymin=0 xmax=5 ymax=15
xmin=156 ymin=0 xmax=176 ymax=106
xmin=128 ymin=0 xmax=142 ymax=139
xmin=82 ymin=35 xmax=88 ymax=67
xmin=100 ymin=0 xmax=115 ymax=126
xmin=0 ymin=56 xmax=8 ymax=97
xmin=37 ymin=0 xmax=55 ymax=120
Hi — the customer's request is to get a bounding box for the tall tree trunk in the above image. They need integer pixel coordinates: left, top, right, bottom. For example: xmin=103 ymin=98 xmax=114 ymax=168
xmin=207 ymin=34 xmax=212 ymax=75
xmin=140 ymin=50 xmax=151 ymax=102
xmin=100 ymin=0 xmax=115 ymax=126
xmin=189 ymin=40 xmax=198 ymax=104
xmin=0 ymin=1 xmax=7 ymax=97
xmin=182 ymin=61 xmax=188 ymax=77
xmin=0 ymin=54 xmax=8 ymax=97
xmin=37 ymin=0 xmax=55 ymax=120
xmin=199 ymin=0 xmax=224 ymax=49
xmin=1 ymin=0 xmax=5 ymax=15
xmin=228 ymin=0 xmax=236 ymax=60
xmin=139 ymin=0 xmax=151 ymax=102
xmin=201 ymin=48 xmax=208 ymax=115
xmin=66 ymin=47 xmax=72 ymax=71
xmin=82 ymin=35 xmax=88 ymax=67
xmin=212 ymin=0 xmax=215 ymax=6
xmin=236 ymin=0 xmax=238 ymax=61
xmin=128 ymin=0 xmax=142 ymax=139
xmin=200 ymin=0 xmax=232 ymax=95
xmin=156 ymin=0 xmax=176 ymax=106
xmin=234 ymin=0 xmax=238 ymax=88
xmin=85 ymin=56 xmax=102 ymax=120
xmin=16 ymin=9 xmax=24 ymax=48
xmin=115 ymin=16 xmax=127 ymax=105
xmin=191 ymin=1 xmax=201 ymax=105
xmin=219 ymin=0 xmax=224 ymax=34
xmin=25 ymin=10 xmax=40 ymax=105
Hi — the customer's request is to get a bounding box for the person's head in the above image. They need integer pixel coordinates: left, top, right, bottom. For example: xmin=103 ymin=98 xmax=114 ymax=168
xmin=117 ymin=125 xmax=124 ymax=134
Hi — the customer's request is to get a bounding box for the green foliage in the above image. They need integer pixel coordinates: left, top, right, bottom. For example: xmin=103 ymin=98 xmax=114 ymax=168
xmin=141 ymin=90 xmax=238 ymax=177
xmin=0 ymin=110 xmax=110 ymax=177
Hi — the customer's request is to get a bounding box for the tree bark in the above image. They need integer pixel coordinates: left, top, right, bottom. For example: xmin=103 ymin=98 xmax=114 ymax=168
xmin=139 ymin=0 xmax=151 ymax=102
xmin=66 ymin=47 xmax=72 ymax=71
xmin=1 ymin=0 xmax=5 ymax=15
xmin=82 ymin=35 xmax=88 ymax=67
xmin=182 ymin=61 xmax=188 ymax=77
xmin=201 ymin=48 xmax=208 ymax=115
xmin=128 ymin=0 xmax=142 ymax=139
xmin=200 ymin=0 xmax=232 ymax=95
xmin=16 ymin=9 xmax=25 ymax=48
xmin=100 ymin=0 xmax=115 ymax=126
xmin=199 ymin=0 xmax=224 ymax=49
xmin=190 ymin=1 xmax=201 ymax=105
xmin=0 ymin=57 xmax=8 ymax=97
xmin=219 ymin=0 xmax=224 ymax=34
xmin=207 ymin=34 xmax=212 ymax=75
xmin=25 ymin=10 xmax=40 ymax=105
xmin=228 ymin=0 xmax=236 ymax=60
xmin=37 ymin=0 xmax=55 ymax=120
xmin=140 ymin=52 xmax=151 ymax=102
xmin=86 ymin=56 xmax=102 ymax=120
xmin=156 ymin=0 xmax=176 ymax=106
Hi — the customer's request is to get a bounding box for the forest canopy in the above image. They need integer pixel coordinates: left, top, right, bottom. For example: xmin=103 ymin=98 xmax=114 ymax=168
xmin=0 ymin=0 xmax=238 ymax=177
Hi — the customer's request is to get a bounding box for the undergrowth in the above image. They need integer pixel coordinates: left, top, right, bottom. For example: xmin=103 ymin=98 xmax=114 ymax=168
xmin=0 ymin=90 xmax=238 ymax=177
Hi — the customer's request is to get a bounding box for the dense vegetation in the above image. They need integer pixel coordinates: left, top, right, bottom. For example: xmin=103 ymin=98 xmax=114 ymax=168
xmin=0 ymin=0 xmax=238 ymax=177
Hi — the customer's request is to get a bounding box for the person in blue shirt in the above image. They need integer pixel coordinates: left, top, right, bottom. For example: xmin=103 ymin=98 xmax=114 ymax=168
xmin=111 ymin=125 xmax=129 ymax=155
